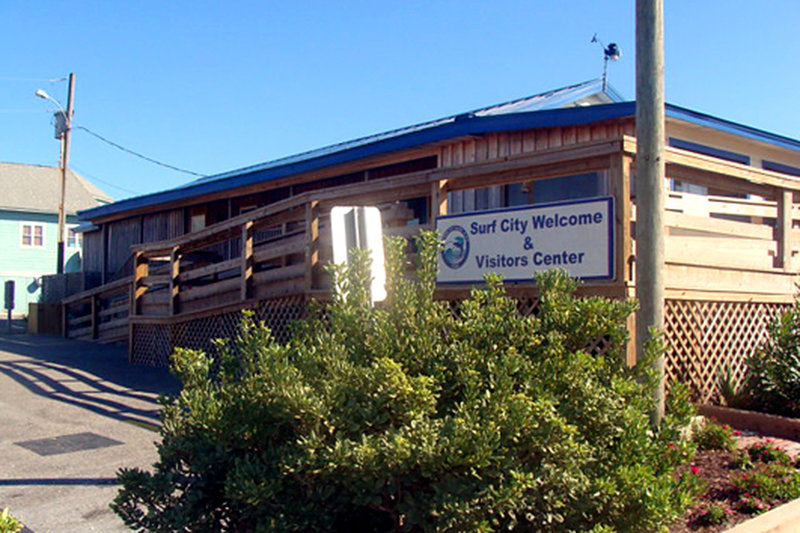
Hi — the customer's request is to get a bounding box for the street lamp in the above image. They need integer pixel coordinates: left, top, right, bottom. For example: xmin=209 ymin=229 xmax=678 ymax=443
xmin=35 ymin=73 xmax=75 ymax=275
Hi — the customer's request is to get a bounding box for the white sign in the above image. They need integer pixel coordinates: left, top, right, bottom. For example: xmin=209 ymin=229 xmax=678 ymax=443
xmin=436 ymin=197 xmax=614 ymax=283
xmin=331 ymin=206 xmax=387 ymax=302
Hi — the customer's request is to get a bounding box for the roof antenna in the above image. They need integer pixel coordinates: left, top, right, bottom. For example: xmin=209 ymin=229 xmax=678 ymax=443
xmin=591 ymin=34 xmax=621 ymax=91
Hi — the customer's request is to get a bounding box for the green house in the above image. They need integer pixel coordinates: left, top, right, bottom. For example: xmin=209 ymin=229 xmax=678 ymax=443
xmin=0 ymin=162 xmax=110 ymax=315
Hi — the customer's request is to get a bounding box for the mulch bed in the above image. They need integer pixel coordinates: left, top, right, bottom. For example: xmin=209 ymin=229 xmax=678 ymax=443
xmin=667 ymin=449 xmax=748 ymax=533
xmin=667 ymin=434 xmax=800 ymax=533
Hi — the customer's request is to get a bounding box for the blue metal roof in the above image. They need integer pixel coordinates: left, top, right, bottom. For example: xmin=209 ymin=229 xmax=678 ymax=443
xmin=80 ymin=80 xmax=800 ymax=222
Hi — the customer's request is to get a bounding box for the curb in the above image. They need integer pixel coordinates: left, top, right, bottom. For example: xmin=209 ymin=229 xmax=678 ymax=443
xmin=723 ymin=497 xmax=800 ymax=533
xmin=696 ymin=404 xmax=800 ymax=441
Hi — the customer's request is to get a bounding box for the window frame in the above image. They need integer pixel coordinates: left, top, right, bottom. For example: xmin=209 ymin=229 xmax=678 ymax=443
xmin=20 ymin=222 xmax=45 ymax=248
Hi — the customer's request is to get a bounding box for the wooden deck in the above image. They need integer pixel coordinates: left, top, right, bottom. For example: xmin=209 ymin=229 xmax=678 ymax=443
xmin=62 ymin=135 xmax=800 ymax=400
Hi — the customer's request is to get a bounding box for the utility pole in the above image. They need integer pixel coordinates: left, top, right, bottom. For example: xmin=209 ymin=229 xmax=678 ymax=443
xmin=57 ymin=73 xmax=75 ymax=275
xmin=635 ymin=0 xmax=666 ymax=424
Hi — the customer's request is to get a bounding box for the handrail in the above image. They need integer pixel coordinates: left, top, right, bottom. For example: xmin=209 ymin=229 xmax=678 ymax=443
xmin=62 ymin=276 xmax=131 ymax=305
xmin=623 ymin=135 xmax=800 ymax=192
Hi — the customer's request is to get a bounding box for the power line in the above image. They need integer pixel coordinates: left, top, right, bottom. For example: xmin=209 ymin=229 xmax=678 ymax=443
xmin=0 ymin=76 xmax=66 ymax=82
xmin=75 ymin=125 xmax=207 ymax=178
xmin=71 ymin=165 xmax=142 ymax=196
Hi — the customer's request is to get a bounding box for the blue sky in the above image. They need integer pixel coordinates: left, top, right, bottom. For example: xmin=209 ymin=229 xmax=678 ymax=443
xmin=2 ymin=1 xmax=798 ymax=202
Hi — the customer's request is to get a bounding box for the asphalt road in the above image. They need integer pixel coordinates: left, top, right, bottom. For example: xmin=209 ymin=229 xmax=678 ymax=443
xmin=0 ymin=331 xmax=179 ymax=532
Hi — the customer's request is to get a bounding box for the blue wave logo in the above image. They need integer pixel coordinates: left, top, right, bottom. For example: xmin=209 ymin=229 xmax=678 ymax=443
xmin=441 ymin=225 xmax=469 ymax=269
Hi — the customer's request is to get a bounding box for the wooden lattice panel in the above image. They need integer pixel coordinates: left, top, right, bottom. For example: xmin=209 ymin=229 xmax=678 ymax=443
xmin=130 ymin=323 xmax=171 ymax=366
xmin=130 ymin=295 xmax=308 ymax=367
xmin=255 ymin=295 xmax=307 ymax=344
xmin=664 ymin=299 xmax=789 ymax=403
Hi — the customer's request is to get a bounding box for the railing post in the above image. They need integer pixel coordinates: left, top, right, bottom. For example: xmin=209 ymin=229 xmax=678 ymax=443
xmin=61 ymin=302 xmax=68 ymax=338
xmin=170 ymin=246 xmax=181 ymax=315
xmin=131 ymin=251 xmax=148 ymax=317
xmin=610 ymin=152 xmax=636 ymax=367
xmin=241 ymin=222 xmax=254 ymax=300
xmin=90 ymin=294 xmax=98 ymax=340
xmin=305 ymin=201 xmax=319 ymax=292
xmin=776 ymin=188 xmax=793 ymax=270
xmin=431 ymin=179 xmax=448 ymax=218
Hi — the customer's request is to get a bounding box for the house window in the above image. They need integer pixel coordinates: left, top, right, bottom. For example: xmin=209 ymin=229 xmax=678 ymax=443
xmin=21 ymin=223 xmax=44 ymax=247
xmin=67 ymin=227 xmax=82 ymax=248
xmin=190 ymin=207 xmax=206 ymax=233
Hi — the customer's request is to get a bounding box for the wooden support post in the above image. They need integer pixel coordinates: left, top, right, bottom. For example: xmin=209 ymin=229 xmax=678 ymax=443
xmin=305 ymin=201 xmax=320 ymax=292
xmin=610 ymin=154 xmax=633 ymax=285
xmin=431 ymin=179 xmax=449 ymax=218
xmin=131 ymin=251 xmax=149 ymax=317
xmin=610 ymin=153 xmax=637 ymax=367
xmin=61 ymin=302 xmax=68 ymax=338
xmin=170 ymin=246 xmax=181 ymax=315
xmin=90 ymin=294 xmax=98 ymax=340
xmin=776 ymin=188 xmax=793 ymax=270
xmin=241 ymin=222 xmax=254 ymax=300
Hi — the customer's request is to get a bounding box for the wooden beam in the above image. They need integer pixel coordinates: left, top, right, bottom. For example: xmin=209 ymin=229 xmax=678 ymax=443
xmin=90 ymin=295 xmax=98 ymax=340
xmin=252 ymin=234 xmax=306 ymax=264
xmin=430 ymin=179 xmax=448 ymax=219
xmin=61 ymin=276 xmax=132 ymax=305
xmin=241 ymin=221 xmax=254 ymax=300
xmin=443 ymin=156 xmax=611 ymax=193
xmin=131 ymin=252 xmax=149 ymax=317
xmin=666 ymin=147 xmax=800 ymax=192
xmin=666 ymin=164 xmax=770 ymax=198
xmin=305 ymin=201 xmax=319 ymax=291
xmin=178 ymin=257 xmax=240 ymax=283
xmin=610 ymin=153 xmax=633 ymax=284
xmin=170 ymin=246 xmax=181 ymax=316
xmin=776 ymin=188 xmax=793 ymax=270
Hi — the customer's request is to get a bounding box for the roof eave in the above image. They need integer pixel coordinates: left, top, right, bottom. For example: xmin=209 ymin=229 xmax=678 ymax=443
xmin=79 ymin=102 xmax=637 ymax=222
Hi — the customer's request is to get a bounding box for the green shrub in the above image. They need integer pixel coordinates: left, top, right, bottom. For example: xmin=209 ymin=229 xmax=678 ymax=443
xmin=693 ymin=421 xmax=737 ymax=452
xmin=113 ymin=232 xmax=699 ymax=533
xmin=743 ymin=301 xmax=800 ymax=417
xmin=733 ymin=463 xmax=800 ymax=504
xmin=0 ymin=508 xmax=22 ymax=533
xmin=743 ymin=440 xmax=793 ymax=466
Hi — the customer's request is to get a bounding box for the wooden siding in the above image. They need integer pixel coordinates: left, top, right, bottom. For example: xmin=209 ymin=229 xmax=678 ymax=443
xmin=105 ymin=216 xmax=142 ymax=279
xmin=443 ymin=120 xmax=635 ymax=210
xmin=142 ymin=209 xmax=184 ymax=242
xmin=82 ymin=229 xmax=103 ymax=274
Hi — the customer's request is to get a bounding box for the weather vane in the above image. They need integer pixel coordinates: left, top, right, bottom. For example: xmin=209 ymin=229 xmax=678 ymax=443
xmin=591 ymin=34 xmax=621 ymax=91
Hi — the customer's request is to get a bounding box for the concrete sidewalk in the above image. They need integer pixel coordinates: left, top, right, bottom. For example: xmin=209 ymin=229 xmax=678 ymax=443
xmin=0 ymin=332 xmax=179 ymax=532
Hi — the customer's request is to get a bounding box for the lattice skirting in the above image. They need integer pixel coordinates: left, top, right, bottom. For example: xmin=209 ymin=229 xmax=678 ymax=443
xmin=130 ymin=295 xmax=307 ymax=366
xmin=664 ymin=299 xmax=790 ymax=403
xmin=131 ymin=294 xmax=789 ymax=404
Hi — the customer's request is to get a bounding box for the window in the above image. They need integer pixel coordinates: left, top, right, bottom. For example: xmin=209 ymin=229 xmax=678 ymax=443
xmin=190 ymin=207 xmax=206 ymax=232
xmin=527 ymin=172 xmax=607 ymax=204
xmin=67 ymin=227 xmax=82 ymax=248
xmin=668 ymin=138 xmax=750 ymax=165
xmin=21 ymin=223 xmax=44 ymax=247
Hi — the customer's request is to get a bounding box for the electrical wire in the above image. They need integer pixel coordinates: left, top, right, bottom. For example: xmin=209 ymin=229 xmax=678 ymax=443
xmin=0 ymin=76 xmax=67 ymax=82
xmin=75 ymin=125 xmax=207 ymax=178
xmin=70 ymin=165 xmax=142 ymax=197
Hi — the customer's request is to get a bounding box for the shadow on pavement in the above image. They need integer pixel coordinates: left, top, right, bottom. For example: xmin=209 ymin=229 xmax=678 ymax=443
xmin=0 ymin=333 xmax=180 ymax=428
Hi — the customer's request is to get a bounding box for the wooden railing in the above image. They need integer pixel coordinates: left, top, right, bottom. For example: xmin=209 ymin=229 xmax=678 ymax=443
xmin=61 ymin=136 xmax=800 ymax=341
xmin=61 ymin=276 xmax=131 ymax=343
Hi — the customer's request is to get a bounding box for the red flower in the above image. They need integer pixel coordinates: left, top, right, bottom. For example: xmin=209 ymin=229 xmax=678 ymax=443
xmin=691 ymin=465 xmax=700 ymax=475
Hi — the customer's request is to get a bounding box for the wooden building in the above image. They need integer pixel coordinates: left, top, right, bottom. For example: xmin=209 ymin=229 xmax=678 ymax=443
xmin=69 ymin=80 xmax=800 ymax=401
